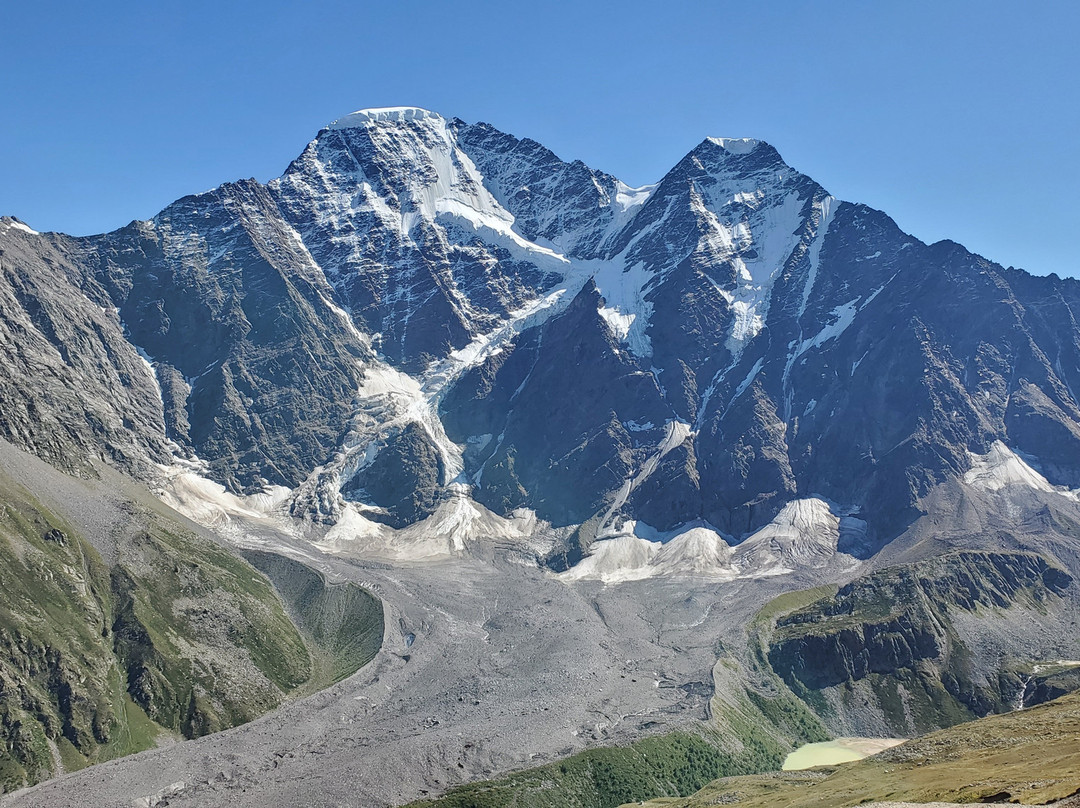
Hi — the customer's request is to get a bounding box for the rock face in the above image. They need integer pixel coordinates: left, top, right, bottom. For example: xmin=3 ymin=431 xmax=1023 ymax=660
xmin=765 ymin=552 xmax=1073 ymax=736
xmin=1 ymin=107 xmax=1080 ymax=558
xmin=0 ymin=224 xmax=170 ymax=479
xmin=343 ymin=422 xmax=446 ymax=527
xmin=443 ymin=279 xmax=670 ymax=526
xmin=85 ymin=181 xmax=372 ymax=493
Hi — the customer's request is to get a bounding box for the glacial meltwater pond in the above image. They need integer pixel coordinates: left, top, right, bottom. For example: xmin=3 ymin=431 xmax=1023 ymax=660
xmin=782 ymin=737 xmax=907 ymax=770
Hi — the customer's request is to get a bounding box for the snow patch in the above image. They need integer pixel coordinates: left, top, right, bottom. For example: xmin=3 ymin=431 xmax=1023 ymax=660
xmin=562 ymin=498 xmax=850 ymax=585
xmin=964 ymin=441 xmax=1079 ymax=500
xmin=3 ymin=219 xmax=39 ymax=235
xmin=559 ymin=535 xmax=662 ymax=583
xmin=155 ymin=469 xmax=295 ymax=540
xmin=693 ymin=190 xmax=805 ymax=354
xmin=652 ymin=525 xmax=735 ymax=576
xmin=797 ymin=298 xmax=859 ymax=354
xmin=595 ymin=420 xmax=692 ymax=539
xmin=318 ymin=487 xmax=545 ymax=561
xmin=423 ymin=288 xmax=568 ymax=397
xmin=733 ymin=498 xmax=842 ymax=575
xmin=798 ymin=196 xmax=836 ymax=317
xmin=851 ymin=351 xmax=869 ymax=376
xmin=614 ymin=181 xmax=654 ymax=213
xmin=598 ymin=306 xmax=636 ymax=343
xmin=732 ymin=358 xmax=764 ymax=402
xmin=588 ymin=259 xmax=655 ymax=356
xmin=132 ymin=344 xmax=164 ymax=409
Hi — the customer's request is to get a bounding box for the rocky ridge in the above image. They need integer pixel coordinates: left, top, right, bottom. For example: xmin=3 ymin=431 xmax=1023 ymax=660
xmin=765 ymin=551 xmax=1074 ymax=736
xmin=2 ymin=109 xmax=1079 ymax=574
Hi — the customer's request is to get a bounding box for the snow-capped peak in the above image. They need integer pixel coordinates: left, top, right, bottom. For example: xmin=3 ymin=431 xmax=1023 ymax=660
xmin=706 ymin=137 xmax=762 ymax=155
xmin=304 ymin=105 xmax=554 ymax=253
xmin=328 ymin=106 xmax=443 ymax=129
xmin=1 ymin=217 xmax=39 ymax=235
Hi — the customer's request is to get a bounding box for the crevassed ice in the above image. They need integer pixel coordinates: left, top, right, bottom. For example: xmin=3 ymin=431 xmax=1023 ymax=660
xmin=706 ymin=137 xmax=762 ymax=155
xmin=328 ymin=107 xmax=442 ymax=128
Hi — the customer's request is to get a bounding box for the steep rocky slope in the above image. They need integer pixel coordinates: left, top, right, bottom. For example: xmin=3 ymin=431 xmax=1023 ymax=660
xmin=762 ymin=552 xmax=1074 ymax=736
xmin=2 ymin=108 xmax=1078 ymax=567
xmin=0 ymin=442 xmax=382 ymax=793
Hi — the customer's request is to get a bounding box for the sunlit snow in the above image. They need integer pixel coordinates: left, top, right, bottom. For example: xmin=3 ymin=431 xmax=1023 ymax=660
xmin=563 ymin=498 xmax=850 ymax=584
xmin=2 ymin=219 xmax=39 ymax=235
xmin=964 ymin=441 xmax=1079 ymax=501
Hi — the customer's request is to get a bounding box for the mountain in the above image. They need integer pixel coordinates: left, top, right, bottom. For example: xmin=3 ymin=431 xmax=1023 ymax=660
xmin=3 ymin=107 xmax=1078 ymax=571
xmin=2 ymin=107 xmax=1080 ymax=805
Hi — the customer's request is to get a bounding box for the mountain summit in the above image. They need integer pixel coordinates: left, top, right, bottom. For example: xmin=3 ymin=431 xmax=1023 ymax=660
xmin=1 ymin=108 xmax=1078 ymax=573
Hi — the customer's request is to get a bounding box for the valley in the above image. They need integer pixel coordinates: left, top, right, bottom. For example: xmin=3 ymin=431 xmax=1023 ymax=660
xmin=627 ymin=687 xmax=1080 ymax=808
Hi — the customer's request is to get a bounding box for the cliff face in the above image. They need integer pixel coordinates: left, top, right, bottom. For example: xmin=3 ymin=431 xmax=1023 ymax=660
xmin=765 ymin=552 xmax=1073 ymax=735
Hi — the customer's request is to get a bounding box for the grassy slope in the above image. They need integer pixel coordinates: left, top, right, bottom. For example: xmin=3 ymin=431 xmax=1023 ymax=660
xmin=0 ymin=490 xmax=122 ymax=790
xmin=627 ymin=689 xmax=1080 ymax=807
xmin=0 ymin=469 xmax=381 ymax=793
xmin=241 ymin=549 xmax=384 ymax=691
xmin=403 ymin=728 xmax=785 ymax=808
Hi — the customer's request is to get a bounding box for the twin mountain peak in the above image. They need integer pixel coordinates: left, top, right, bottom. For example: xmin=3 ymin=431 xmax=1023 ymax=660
xmin=2 ymin=105 xmax=1078 ymax=573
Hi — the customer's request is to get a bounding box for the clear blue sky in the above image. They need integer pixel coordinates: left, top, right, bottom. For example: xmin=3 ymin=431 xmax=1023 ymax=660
xmin=3 ymin=1 xmax=1077 ymax=277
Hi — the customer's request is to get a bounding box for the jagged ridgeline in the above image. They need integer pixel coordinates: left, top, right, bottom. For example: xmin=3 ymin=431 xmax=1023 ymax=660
xmin=2 ymin=105 xmax=1079 ymax=563
xmin=1 ymin=106 xmax=1080 ymax=806
xmin=0 ymin=445 xmax=382 ymax=792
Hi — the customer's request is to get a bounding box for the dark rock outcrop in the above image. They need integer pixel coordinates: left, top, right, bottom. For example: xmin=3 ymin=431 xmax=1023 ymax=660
xmin=343 ymin=422 xmax=445 ymax=527
xmin=766 ymin=552 xmax=1072 ymax=734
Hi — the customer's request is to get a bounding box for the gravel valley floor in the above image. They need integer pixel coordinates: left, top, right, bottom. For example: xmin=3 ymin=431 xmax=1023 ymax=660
xmin=0 ymin=515 xmax=814 ymax=808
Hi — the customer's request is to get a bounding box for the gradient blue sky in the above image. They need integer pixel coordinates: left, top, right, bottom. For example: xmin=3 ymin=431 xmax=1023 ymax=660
xmin=3 ymin=1 xmax=1077 ymax=277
